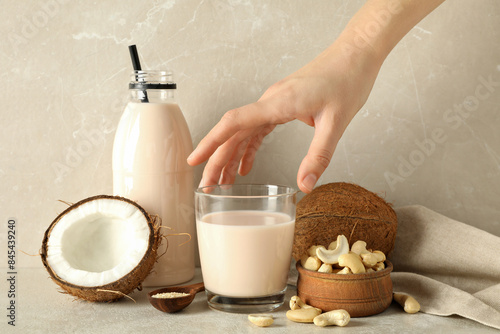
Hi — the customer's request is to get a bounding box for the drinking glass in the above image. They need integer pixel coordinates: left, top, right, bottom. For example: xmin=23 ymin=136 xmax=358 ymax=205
xmin=195 ymin=184 xmax=297 ymax=313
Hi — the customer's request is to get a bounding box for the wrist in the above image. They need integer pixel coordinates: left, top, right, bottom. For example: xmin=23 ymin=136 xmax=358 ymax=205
xmin=332 ymin=0 xmax=445 ymax=66
xmin=330 ymin=32 xmax=386 ymax=75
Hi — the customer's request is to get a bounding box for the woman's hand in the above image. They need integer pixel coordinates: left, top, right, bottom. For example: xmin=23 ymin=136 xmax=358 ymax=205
xmin=187 ymin=43 xmax=381 ymax=193
xmin=187 ymin=0 xmax=445 ymax=193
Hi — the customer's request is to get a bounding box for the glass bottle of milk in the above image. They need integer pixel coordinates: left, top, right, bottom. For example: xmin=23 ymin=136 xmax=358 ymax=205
xmin=112 ymin=70 xmax=195 ymax=286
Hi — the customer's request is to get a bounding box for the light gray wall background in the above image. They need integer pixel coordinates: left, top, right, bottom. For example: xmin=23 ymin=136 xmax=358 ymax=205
xmin=1 ymin=0 xmax=499 ymax=268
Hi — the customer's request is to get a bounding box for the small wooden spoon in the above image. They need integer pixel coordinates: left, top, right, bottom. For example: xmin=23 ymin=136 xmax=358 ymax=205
xmin=148 ymin=282 xmax=205 ymax=313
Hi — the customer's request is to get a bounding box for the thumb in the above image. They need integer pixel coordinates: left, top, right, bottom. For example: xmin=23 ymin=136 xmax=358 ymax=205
xmin=297 ymin=122 xmax=339 ymax=193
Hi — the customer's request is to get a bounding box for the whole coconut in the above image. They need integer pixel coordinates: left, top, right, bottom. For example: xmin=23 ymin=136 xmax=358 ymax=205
xmin=293 ymin=182 xmax=397 ymax=260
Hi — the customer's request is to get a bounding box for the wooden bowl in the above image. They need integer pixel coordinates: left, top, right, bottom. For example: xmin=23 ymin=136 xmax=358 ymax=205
xmin=296 ymin=260 xmax=393 ymax=317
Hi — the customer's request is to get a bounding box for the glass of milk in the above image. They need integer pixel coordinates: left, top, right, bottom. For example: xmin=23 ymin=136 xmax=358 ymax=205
xmin=195 ymin=184 xmax=297 ymax=313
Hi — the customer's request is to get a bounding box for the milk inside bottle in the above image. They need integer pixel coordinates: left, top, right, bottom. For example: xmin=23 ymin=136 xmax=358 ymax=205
xmin=112 ymin=70 xmax=195 ymax=286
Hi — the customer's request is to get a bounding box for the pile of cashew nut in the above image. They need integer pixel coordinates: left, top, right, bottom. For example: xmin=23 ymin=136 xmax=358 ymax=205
xmin=299 ymin=235 xmax=421 ymax=315
xmin=248 ymin=294 xmax=419 ymax=328
xmin=300 ymin=235 xmax=386 ymax=274
xmin=248 ymin=298 xmax=351 ymax=328
xmin=286 ymin=296 xmax=350 ymax=327
xmin=247 ymin=236 xmax=420 ymax=328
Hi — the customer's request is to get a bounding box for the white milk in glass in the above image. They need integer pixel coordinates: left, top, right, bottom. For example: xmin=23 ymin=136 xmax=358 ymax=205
xmin=197 ymin=210 xmax=295 ymax=297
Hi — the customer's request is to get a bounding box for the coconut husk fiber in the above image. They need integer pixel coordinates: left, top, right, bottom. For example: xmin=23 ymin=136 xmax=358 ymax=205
xmin=293 ymin=182 xmax=397 ymax=260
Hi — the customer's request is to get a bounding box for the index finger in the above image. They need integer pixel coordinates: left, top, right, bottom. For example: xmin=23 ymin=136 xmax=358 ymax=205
xmin=187 ymin=100 xmax=284 ymax=166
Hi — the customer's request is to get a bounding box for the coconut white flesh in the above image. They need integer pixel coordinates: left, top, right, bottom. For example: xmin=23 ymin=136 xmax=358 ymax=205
xmin=46 ymin=198 xmax=150 ymax=287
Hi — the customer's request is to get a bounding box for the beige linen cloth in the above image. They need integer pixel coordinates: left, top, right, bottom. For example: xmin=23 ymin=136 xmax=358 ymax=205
xmin=288 ymin=205 xmax=500 ymax=329
xmin=390 ymin=205 xmax=500 ymax=330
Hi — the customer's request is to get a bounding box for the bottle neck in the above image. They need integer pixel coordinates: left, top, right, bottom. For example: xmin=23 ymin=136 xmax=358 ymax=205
xmin=128 ymin=89 xmax=175 ymax=103
xmin=129 ymin=70 xmax=176 ymax=103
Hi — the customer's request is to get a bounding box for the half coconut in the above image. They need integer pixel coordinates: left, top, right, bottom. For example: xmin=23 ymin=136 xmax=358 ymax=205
xmin=41 ymin=195 xmax=161 ymax=302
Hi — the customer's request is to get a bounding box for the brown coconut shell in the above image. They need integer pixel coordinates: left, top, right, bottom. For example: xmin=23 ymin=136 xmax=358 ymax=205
xmin=40 ymin=195 xmax=161 ymax=302
xmin=293 ymin=183 xmax=397 ymax=260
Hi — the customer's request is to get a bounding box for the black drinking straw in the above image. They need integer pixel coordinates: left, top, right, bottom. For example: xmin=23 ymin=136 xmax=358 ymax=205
xmin=128 ymin=45 xmax=149 ymax=103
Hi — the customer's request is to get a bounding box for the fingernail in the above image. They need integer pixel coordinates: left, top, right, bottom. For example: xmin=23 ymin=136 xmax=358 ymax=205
xmin=301 ymin=174 xmax=317 ymax=193
xmin=198 ymin=177 xmax=204 ymax=189
xmin=187 ymin=152 xmax=194 ymax=162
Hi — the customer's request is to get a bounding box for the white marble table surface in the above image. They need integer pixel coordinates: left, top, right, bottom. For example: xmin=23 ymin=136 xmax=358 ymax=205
xmin=3 ymin=268 xmax=497 ymax=334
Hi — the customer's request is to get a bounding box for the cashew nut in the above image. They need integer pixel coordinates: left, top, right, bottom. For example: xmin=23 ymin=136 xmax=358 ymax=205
xmin=289 ymin=296 xmax=322 ymax=313
xmin=393 ymin=293 xmax=420 ymax=314
xmin=360 ymin=253 xmax=377 ymax=267
xmin=313 ymin=309 xmax=351 ymax=327
xmin=373 ymin=261 xmax=385 ymax=271
xmin=361 ymin=250 xmax=385 ymax=267
xmin=307 ymin=245 xmax=324 ymax=257
xmin=318 ymin=263 xmax=333 ymax=273
xmin=248 ymin=314 xmax=274 ymax=327
xmin=361 ymin=252 xmax=383 ymax=268
xmin=350 ymin=240 xmax=369 ymax=256
xmin=286 ymin=308 xmax=322 ymax=323
xmin=373 ymin=250 xmax=386 ymax=262
xmin=337 ymin=266 xmax=352 ymax=275
xmin=338 ymin=253 xmax=366 ymax=273
xmin=316 ymin=235 xmax=349 ymax=264
xmin=328 ymin=240 xmax=337 ymax=250
xmin=302 ymin=256 xmax=321 ymax=271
